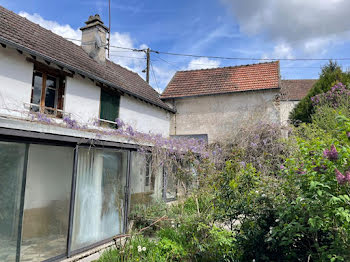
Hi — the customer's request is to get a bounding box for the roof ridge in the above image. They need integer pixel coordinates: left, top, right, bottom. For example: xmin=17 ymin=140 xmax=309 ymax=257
xmin=176 ymin=61 xmax=279 ymax=73
xmin=282 ymin=79 xmax=317 ymax=81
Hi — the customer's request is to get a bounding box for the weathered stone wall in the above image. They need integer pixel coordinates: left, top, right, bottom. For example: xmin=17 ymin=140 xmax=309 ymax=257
xmin=170 ymin=90 xmax=280 ymax=143
xmin=280 ymin=100 xmax=299 ymax=125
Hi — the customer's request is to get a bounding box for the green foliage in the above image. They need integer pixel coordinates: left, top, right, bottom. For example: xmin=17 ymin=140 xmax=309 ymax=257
xmin=98 ymin=235 xmax=167 ymax=262
xmin=99 ymin=193 xmax=235 ymax=262
xmin=128 ymin=200 xmax=167 ymax=234
xmin=274 ymin=117 xmax=350 ymax=261
xmin=212 ymin=105 xmax=350 ymax=261
xmin=100 ymin=95 xmax=350 ymax=262
xmin=290 ymin=61 xmax=350 ymax=123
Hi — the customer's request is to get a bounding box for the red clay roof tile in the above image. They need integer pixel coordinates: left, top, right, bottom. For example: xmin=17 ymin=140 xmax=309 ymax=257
xmin=280 ymin=79 xmax=317 ymax=101
xmin=161 ymin=61 xmax=280 ymax=99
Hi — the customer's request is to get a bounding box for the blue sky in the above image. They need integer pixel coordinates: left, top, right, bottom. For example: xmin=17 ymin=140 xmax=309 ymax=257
xmin=2 ymin=0 xmax=350 ymax=91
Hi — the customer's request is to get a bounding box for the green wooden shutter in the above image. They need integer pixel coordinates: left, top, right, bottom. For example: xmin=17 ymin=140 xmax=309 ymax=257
xmin=100 ymin=89 xmax=120 ymax=123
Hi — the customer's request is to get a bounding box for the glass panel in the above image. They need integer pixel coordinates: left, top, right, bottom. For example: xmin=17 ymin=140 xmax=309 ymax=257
xmin=45 ymin=88 xmax=56 ymax=109
xmin=31 ymin=72 xmax=42 ymax=111
xmin=46 ymin=76 xmax=57 ymax=90
xmin=129 ymin=152 xmax=162 ymax=212
xmin=45 ymin=76 xmax=57 ymax=112
xmin=0 ymin=142 xmax=26 ymax=262
xmin=71 ymin=148 xmax=127 ymax=251
xmin=165 ymin=166 xmax=178 ymax=200
xmin=21 ymin=144 xmax=73 ymax=261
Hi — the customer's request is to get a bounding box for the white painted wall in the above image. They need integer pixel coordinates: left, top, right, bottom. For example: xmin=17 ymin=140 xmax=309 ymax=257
xmin=119 ymin=94 xmax=170 ymax=137
xmin=65 ymin=75 xmax=101 ymax=124
xmin=170 ymin=90 xmax=280 ymax=143
xmin=280 ymin=100 xmax=299 ymax=125
xmin=0 ymin=47 xmax=33 ymax=117
xmin=0 ymin=47 xmax=171 ymax=137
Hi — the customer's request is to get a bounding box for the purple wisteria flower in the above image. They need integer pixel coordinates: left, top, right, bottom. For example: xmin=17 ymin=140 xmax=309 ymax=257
xmin=335 ymin=168 xmax=346 ymax=184
xmin=345 ymin=171 xmax=350 ymax=183
xmin=312 ymin=82 xmax=350 ymax=108
xmin=115 ymin=118 xmax=125 ymax=128
xmin=239 ymin=161 xmax=246 ymax=167
xmin=63 ymin=116 xmax=79 ymax=129
xmin=34 ymin=112 xmax=52 ymax=124
xmin=126 ymin=126 xmax=135 ymax=136
xmin=323 ymin=145 xmax=338 ymax=161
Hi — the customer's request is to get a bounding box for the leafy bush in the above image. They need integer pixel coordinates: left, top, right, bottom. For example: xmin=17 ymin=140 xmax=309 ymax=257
xmin=98 ymin=235 xmax=168 ymax=262
xmin=290 ymin=61 xmax=350 ymax=123
xmin=128 ymin=201 xmax=168 ymax=235
xmin=311 ymin=83 xmax=350 ymax=137
xmin=99 ymin=86 xmax=350 ymax=262
xmin=212 ymin=100 xmax=350 ymax=260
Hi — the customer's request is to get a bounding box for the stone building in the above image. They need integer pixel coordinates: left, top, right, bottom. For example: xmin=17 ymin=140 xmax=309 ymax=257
xmin=280 ymin=79 xmax=317 ymax=125
xmin=161 ymin=62 xmax=281 ymax=143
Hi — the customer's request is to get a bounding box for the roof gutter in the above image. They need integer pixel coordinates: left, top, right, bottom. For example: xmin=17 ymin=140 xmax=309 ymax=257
xmin=0 ymin=36 xmax=176 ymax=113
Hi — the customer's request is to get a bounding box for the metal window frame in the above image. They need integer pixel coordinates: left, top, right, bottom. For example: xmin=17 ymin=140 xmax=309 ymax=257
xmin=67 ymin=145 xmax=79 ymax=258
xmin=0 ymin=129 xmax=135 ymax=262
xmin=15 ymin=143 xmax=29 ymax=262
xmin=64 ymin=145 xmax=132 ymax=257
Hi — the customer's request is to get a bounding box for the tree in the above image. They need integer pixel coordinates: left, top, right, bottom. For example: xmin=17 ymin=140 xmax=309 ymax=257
xmin=290 ymin=61 xmax=350 ymax=123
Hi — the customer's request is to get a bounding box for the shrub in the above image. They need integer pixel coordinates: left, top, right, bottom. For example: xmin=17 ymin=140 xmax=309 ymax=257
xmin=290 ymin=61 xmax=350 ymax=123
xmin=311 ymin=83 xmax=350 ymax=137
xmin=99 ymin=93 xmax=350 ymax=262
xmin=98 ymin=235 xmax=167 ymax=262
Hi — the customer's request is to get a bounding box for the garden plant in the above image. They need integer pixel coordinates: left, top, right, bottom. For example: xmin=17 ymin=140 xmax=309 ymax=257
xmin=98 ymin=77 xmax=350 ymax=261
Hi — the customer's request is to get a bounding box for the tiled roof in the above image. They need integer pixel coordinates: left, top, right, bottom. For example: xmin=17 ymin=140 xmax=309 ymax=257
xmin=0 ymin=6 xmax=174 ymax=112
xmin=161 ymin=61 xmax=280 ymax=99
xmin=280 ymin=79 xmax=317 ymax=101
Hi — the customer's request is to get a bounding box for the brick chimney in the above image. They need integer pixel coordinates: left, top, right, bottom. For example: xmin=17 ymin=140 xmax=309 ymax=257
xmin=80 ymin=14 xmax=108 ymax=64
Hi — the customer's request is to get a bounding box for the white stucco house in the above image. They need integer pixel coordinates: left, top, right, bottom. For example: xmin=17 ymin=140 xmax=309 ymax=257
xmin=160 ymin=62 xmax=281 ymax=143
xmin=0 ymin=6 xmax=176 ymax=262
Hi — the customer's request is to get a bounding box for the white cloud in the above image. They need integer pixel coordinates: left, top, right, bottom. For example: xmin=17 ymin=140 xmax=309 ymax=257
xmin=17 ymin=11 xmax=174 ymax=92
xmin=303 ymin=37 xmax=332 ymax=55
xmin=186 ymin=57 xmax=221 ymax=70
xmin=19 ymin=12 xmax=81 ymax=45
xmin=262 ymin=43 xmax=294 ymax=60
xmin=221 ymin=0 xmax=350 ymax=54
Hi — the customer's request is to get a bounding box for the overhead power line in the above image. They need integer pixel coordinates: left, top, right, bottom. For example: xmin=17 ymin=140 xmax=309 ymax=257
xmin=65 ymin=37 xmax=350 ymax=61
xmin=150 ymin=60 xmax=159 ymax=90
xmin=150 ymin=49 xmax=350 ymax=61
xmin=110 ymin=54 xmax=146 ymax=59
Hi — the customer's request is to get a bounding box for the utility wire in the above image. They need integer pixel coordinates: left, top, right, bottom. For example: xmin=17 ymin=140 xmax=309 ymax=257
xmin=152 ymin=55 xmax=182 ymax=70
xmin=151 ymin=57 xmax=332 ymax=70
xmin=64 ymin=38 xmax=145 ymax=52
xmin=150 ymin=60 xmax=159 ymax=91
xmin=65 ymin=37 xmax=350 ymax=61
xmin=150 ymin=49 xmax=350 ymax=61
xmin=110 ymin=54 xmax=146 ymax=59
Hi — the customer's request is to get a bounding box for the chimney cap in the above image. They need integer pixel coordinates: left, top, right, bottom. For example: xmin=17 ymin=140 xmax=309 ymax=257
xmin=80 ymin=14 xmax=109 ymax=31
xmin=86 ymin=14 xmax=103 ymax=25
